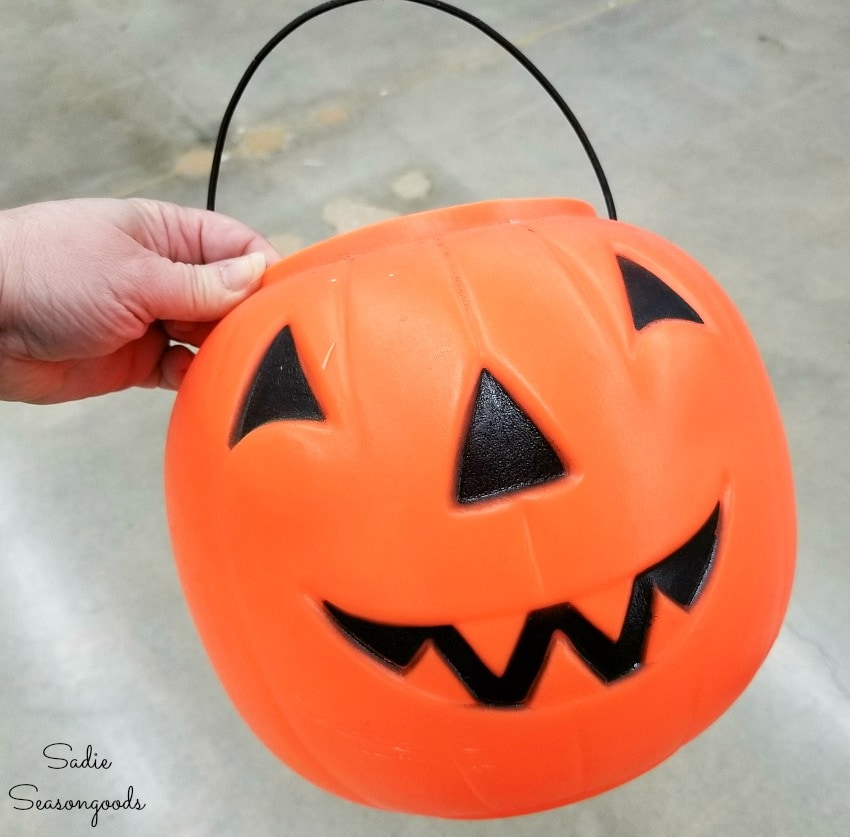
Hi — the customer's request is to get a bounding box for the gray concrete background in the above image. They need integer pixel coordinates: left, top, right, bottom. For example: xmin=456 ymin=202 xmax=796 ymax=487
xmin=1 ymin=0 xmax=848 ymax=834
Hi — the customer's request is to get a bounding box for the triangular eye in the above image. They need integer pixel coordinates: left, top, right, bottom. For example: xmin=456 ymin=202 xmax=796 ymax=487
xmin=457 ymin=371 xmax=565 ymax=505
xmin=618 ymin=255 xmax=703 ymax=330
xmin=231 ymin=325 xmax=324 ymax=446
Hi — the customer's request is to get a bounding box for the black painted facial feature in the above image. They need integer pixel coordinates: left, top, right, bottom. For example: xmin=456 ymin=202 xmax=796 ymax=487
xmin=231 ymin=325 xmax=324 ymax=446
xmin=324 ymin=504 xmax=720 ymax=707
xmin=457 ymin=370 xmax=565 ymax=504
xmin=618 ymin=255 xmax=704 ymax=330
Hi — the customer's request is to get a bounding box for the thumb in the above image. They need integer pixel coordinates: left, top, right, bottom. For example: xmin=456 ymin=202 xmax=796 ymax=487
xmin=146 ymin=250 xmax=267 ymax=322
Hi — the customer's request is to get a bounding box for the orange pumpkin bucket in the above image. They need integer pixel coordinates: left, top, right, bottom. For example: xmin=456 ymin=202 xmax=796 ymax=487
xmin=165 ymin=0 xmax=795 ymax=819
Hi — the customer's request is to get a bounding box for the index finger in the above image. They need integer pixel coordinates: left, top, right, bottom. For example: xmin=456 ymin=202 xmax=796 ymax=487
xmin=129 ymin=199 xmax=283 ymax=267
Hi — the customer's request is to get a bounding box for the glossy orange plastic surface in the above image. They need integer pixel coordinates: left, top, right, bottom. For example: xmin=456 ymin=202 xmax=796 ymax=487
xmin=165 ymin=198 xmax=795 ymax=818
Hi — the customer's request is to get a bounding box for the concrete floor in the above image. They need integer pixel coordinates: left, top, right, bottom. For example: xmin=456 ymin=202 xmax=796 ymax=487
xmin=1 ymin=0 xmax=848 ymax=834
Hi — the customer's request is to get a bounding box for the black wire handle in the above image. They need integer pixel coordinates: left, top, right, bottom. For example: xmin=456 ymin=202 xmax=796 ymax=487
xmin=207 ymin=0 xmax=617 ymax=221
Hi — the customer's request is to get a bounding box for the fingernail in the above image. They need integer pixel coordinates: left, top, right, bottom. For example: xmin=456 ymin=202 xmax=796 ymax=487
xmin=220 ymin=251 xmax=266 ymax=291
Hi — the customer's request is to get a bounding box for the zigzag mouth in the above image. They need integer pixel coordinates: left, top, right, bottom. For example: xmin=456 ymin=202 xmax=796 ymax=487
xmin=324 ymin=504 xmax=720 ymax=707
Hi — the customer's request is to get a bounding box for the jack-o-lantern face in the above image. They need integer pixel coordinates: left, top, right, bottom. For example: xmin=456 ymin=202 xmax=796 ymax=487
xmin=165 ymin=199 xmax=794 ymax=818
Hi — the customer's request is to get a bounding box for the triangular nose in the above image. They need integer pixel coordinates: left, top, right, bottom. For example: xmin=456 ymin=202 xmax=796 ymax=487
xmin=457 ymin=370 xmax=565 ymax=504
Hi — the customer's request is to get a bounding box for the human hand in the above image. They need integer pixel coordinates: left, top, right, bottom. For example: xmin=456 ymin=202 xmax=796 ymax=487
xmin=0 ymin=197 xmax=280 ymax=404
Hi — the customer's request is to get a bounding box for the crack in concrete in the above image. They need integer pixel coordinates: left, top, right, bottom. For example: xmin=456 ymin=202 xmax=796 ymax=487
xmin=784 ymin=621 xmax=850 ymax=702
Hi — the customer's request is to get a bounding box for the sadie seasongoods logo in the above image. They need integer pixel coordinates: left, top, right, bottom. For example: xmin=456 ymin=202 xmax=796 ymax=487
xmin=8 ymin=743 xmax=146 ymax=828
